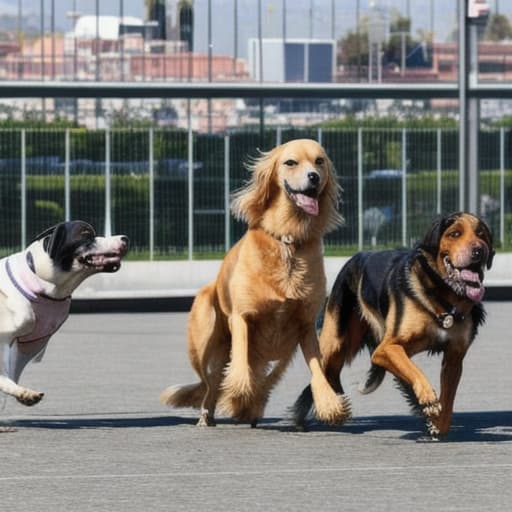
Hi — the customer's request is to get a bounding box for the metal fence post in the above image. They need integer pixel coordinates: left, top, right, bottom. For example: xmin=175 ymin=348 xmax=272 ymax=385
xmin=104 ymin=128 xmax=112 ymax=237
xmin=357 ymin=127 xmax=363 ymax=250
xmin=276 ymin=126 xmax=282 ymax=146
xmin=500 ymin=126 xmax=505 ymax=246
xmin=149 ymin=127 xmax=155 ymax=260
xmin=21 ymin=129 xmax=26 ymax=249
xmin=224 ymin=134 xmax=231 ymax=252
xmin=436 ymin=128 xmax=442 ymax=215
xmin=64 ymin=128 xmax=71 ymax=221
xmin=317 ymin=127 xmax=323 ymax=145
xmin=188 ymin=102 xmax=194 ymax=260
xmin=402 ymin=128 xmax=407 ymax=247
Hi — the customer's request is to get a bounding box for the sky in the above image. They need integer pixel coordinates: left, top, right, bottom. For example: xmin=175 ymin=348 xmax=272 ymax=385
xmin=3 ymin=0 xmax=511 ymax=58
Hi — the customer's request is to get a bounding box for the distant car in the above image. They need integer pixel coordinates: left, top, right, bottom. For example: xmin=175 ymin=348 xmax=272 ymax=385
xmin=367 ymin=169 xmax=403 ymax=179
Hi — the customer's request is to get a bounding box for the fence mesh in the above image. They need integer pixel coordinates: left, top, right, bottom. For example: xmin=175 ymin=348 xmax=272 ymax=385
xmin=0 ymin=126 xmax=510 ymax=258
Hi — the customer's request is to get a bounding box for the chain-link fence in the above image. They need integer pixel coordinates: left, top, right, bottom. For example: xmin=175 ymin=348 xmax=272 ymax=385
xmin=0 ymin=126 xmax=510 ymax=259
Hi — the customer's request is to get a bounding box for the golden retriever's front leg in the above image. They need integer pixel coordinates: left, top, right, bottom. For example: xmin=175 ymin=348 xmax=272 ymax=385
xmin=222 ymin=313 xmax=254 ymax=400
xmin=300 ymin=329 xmax=351 ymax=425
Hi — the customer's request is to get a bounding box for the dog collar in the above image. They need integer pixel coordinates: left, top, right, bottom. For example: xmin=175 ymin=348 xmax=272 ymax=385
xmin=5 ymin=253 xmax=68 ymax=302
xmin=437 ymin=308 xmax=465 ymax=329
xmin=416 ymin=252 xmax=466 ymax=329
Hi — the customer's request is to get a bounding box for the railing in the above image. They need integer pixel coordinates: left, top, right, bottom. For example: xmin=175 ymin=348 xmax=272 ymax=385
xmin=1 ymin=126 xmax=510 ymax=259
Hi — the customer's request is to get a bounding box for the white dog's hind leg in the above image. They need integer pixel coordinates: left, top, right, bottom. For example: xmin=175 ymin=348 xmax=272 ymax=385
xmin=1 ymin=342 xmax=44 ymax=406
xmin=0 ymin=375 xmax=44 ymax=405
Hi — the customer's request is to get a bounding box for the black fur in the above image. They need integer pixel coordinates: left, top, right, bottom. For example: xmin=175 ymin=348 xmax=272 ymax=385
xmin=293 ymin=212 xmax=492 ymax=432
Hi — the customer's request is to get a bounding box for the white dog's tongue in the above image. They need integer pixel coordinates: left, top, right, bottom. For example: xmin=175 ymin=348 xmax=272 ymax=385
xmin=460 ymin=269 xmax=485 ymax=302
xmin=295 ymin=193 xmax=319 ymax=216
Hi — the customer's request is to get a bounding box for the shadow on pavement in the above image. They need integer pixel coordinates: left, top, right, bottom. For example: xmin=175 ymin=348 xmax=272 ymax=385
xmin=4 ymin=410 xmax=511 ymax=442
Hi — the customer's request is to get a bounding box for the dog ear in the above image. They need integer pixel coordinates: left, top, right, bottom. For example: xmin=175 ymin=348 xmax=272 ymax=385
xmin=478 ymin=218 xmax=495 ymax=270
xmin=319 ymin=155 xmax=343 ymax=234
xmin=43 ymin=223 xmax=70 ymax=259
xmin=420 ymin=212 xmax=461 ymax=256
xmin=231 ymin=148 xmax=278 ymax=226
xmin=419 ymin=216 xmax=444 ymax=255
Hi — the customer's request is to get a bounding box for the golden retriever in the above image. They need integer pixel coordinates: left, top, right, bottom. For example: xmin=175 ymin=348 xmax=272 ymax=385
xmin=160 ymin=138 xmax=351 ymax=427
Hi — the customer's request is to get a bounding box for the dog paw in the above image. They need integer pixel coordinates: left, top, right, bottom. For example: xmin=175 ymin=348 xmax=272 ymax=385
xmin=314 ymin=393 xmax=352 ymax=425
xmin=197 ymin=411 xmax=216 ymax=427
xmin=16 ymin=390 xmax=44 ymax=406
xmin=221 ymin=367 xmax=254 ymax=399
xmin=422 ymin=400 xmax=442 ymax=418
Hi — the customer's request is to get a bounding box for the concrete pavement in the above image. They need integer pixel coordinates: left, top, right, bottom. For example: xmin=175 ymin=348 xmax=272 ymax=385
xmin=1 ymin=304 xmax=511 ymax=511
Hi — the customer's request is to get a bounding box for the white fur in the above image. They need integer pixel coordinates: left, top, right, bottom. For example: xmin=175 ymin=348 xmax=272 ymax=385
xmin=0 ymin=231 xmax=127 ymax=407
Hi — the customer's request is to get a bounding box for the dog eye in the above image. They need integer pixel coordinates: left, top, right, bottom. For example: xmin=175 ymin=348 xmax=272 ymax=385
xmin=448 ymin=230 xmax=461 ymax=238
xmin=315 ymin=157 xmax=325 ymax=166
xmin=284 ymin=159 xmax=297 ymax=167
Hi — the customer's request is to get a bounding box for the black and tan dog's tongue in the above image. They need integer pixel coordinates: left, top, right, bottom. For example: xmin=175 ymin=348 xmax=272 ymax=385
xmin=460 ymin=269 xmax=485 ymax=302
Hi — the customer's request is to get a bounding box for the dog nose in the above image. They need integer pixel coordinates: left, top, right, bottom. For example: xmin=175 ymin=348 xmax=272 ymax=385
xmin=308 ymin=171 xmax=320 ymax=186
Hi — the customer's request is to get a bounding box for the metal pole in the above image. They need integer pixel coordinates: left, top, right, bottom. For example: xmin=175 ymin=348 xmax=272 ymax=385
xmin=357 ymin=127 xmax=363 ymax=251
xmin=331 ymin=0 xmax=335 ymax=40
xmin=436 ymin=127 xmax=442 ymax=215
xmin=65 ymin=128 xmax=71 ymax=221
xmin=224 ymin=134 xmax=231 ymax=252
xmin=282 ymin=0 xmax=287 ymax=43
xmin=402 ymin=128 xmax=407 ymax=247
xmin=188 ymin=101 xmax=194 ymax=260
xmin=104 ymin=129 xmax=112 ymax=237
xmin=467 ymin=21 xmax=480 ymax=214
xmin=499 ymin=126 xmax=505 ymax=245
xmin=258 ymin=0 xmax=263 ymax=82
xmin=21 ymin=129 xmax=26 ymax=249
xmin=51 ymin=0 xmax=55 ymax=79
xmin=120 ymin=0 xmax=125 ymax=81
xmin=317 ymin=127 xmax=322 ymax=146
xmin=458 ymin=0 xmax=467 ymax=211
xmin=233 ymin=0 xmax=238 ymax=77
xmin=276 ymin=126 xmax=282 ymax=146
xmin=207 ymin=0 xmax=212 ymax=133
xmin=149 ymin=127 xmax=155 ymax=260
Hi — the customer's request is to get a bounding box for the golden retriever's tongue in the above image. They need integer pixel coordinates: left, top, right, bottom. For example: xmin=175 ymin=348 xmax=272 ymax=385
xmin=460 ymin=269 xmax=485 ymax=302
xmin=295 ymin=193 xmax=319 ymax=215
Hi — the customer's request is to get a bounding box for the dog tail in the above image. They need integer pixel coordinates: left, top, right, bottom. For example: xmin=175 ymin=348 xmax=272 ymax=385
xmin=291 ymin=384 xmax=314 ymax=429
xmin=358 ymin=364 xmax=386 ymax=394
xmin=160 ymin=383 xmax=205 ymax=409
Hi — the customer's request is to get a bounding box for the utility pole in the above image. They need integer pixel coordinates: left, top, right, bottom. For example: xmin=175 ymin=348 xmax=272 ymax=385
xmin=459 ymin=0 xmax=488 ymax=213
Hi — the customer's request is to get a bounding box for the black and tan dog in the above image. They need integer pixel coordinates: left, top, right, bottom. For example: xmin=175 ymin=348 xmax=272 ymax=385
xmin=293 ymin=212 xmax=494 ymax=438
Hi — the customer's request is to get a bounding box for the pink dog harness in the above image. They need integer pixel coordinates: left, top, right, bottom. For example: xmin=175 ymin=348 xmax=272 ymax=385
xmin=2 ymin=253 xmax=71 ymax=346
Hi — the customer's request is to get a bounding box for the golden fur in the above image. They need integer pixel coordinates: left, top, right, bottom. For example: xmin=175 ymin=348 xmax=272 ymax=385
xmin=160 ymin=138 xmax=350 ymax=426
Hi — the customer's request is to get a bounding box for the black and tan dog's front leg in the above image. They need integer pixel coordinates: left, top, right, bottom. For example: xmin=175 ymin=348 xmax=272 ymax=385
xmin=372 ymin=339 xmax=442 ymax=429
xmin=430 ymin=347 xmax=466 ymax=437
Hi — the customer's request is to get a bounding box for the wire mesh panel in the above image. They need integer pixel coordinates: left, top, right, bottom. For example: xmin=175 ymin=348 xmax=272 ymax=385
xmin=360 ymin=128 xmax=404 ymax=249
xmin=0 ymin=130 xmax=22 ymax=253
xmin=153 ymin=128 xmax=189 ymax=257
xmin=1 ymin=124 xmax=509 ymax=260
xmin=321 ymin=129 xmax=359 ymax=251
xmin=110 ymin=129 xmax=150 ymax=255
xmin=25 ymin=129 xmax=66 ymax=240
xmin=69 ymin=129 xmax=106 ymax=235
xmin=193 ymin=133 xmax=226 ymax=255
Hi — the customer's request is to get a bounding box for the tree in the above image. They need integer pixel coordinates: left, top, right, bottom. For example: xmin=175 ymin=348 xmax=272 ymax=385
xmin=484 ymin=14 xmax=512 ymax=41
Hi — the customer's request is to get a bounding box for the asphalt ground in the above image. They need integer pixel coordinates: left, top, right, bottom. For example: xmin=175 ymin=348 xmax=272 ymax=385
xmin=1 ymin=304 xmax=511 ymax=512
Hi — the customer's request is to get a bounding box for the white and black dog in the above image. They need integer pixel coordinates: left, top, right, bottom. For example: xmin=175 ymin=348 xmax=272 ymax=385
xmin=0 ymin=220 xmax=128 ymax=407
